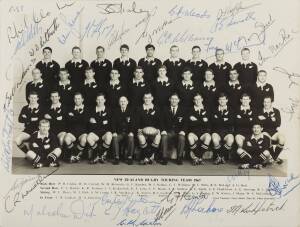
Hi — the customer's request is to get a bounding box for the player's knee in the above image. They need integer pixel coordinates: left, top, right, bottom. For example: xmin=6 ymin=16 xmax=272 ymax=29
xmin=226 ymin=134 xmax=234 ymax=146
xmin=263 ymin=150 xmax=271 ymax=158
xmin=278 ymin=133 xmax=285 ymax=145
xmin=203 ymin=133 xmax=211 ymax=144
xmin=187 ymin=133 xmax=196 ymax=144
xmin=26 ymin=150 xmax=36 ymax=161
xmin=236 ymin=148 xmax=244 ymax=155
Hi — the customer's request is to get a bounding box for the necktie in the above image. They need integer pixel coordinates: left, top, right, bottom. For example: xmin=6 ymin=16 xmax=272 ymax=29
xmin=172 ymin=107 xmax=175 ymax=116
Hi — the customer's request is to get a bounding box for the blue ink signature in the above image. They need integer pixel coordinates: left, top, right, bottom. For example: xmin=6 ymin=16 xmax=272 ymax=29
xmin=57 ymin=7 xmax=85 ymax=44
xmin=168 ymin=5 xmax=210 ymax=19
xmin=180 ymin=198 xmax=223 ymax=218
xmin=267 ymin=174 xmax=300 ymax=197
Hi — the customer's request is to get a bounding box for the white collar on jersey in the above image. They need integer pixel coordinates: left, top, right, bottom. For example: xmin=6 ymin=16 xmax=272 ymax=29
xmin=74 ymin=104 xmax=84 ymax=110
xmin=37 ymin=131 xmax=49 ymax=139
xmin=51 ymin=102 xmax=61 ymax=109
xmin=143 ymin=103 xmax=154 ymax=111
xmin=84 ymin=78 xmax=96 ymax=85
xmin=96 ymin=106 xmax=106 ymax=113
xmin=203 ymin=80 xmax=215 ymax=87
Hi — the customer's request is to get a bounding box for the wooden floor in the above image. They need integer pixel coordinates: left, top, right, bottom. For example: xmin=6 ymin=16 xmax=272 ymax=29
xmin=12 ymin=157 xmax=287 ymax=176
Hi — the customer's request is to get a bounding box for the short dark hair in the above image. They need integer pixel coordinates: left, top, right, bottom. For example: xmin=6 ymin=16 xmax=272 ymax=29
xmin=192 ymin=45 xmax=201 ymax=51
xmin=169 ymin=92 xmax=180 ymax=99
xmin=218 ymin=92 xmax=228 ymax=99
xmin=96 ymin=92 xmax=106 ymax=99
xmin=96 ymin=46 xmax=105 ymax=51
xmin=182 ymin=67 xmax=192 ymax=73
xmin=158 ymin=65 xmax=167 ymax=71
xmin=50 ymin=90 xmax=60 ymax=96
xmin=59 ymin=68 xmax=69 ymax=73
xmin=28 ymin=91 xmax=38 ymax=97
xmin=135 ymin=66 xmax=144 ymax=71
xmin=72 ymin=46 xmax=81 ymax=52
xmin=194 ymin=92 xmax=203 ymax=99
xmin=258 ymin=70 xmax=267 ymax=74
xmin=74 ymin=92 xmax=83 ymax=98
xmin=43 ymin=47 xmax=52 ymax=53
xmin=85 ymin=67 xmax=95 ymax=72
xmin=241 ymin=93 xmax=251 ymax=99
xmin=263 ymin=96 xmax=273 ymax=101
xmin=215 ymin=48 xmax=224 ymax=54
xmin=241 ymin=47 xmax=250 ymax=53
xmin=120 ymin=44 xmax=129 ymax=50
xmin=205 ymin=68 xmax=214 ymax=74
xmin=145 ymin=44 xmax=155 ymax=50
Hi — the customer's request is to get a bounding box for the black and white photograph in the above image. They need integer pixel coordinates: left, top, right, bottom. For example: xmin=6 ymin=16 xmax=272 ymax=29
xmin=1 ymin=0 xmax=300 ymax=227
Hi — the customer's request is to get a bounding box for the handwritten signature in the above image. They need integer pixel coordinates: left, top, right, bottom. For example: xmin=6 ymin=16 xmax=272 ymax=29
xmin=4 ymin=168 xmax=58 ymax=213
xmin=267 ymin=173 xmax=300 ymax=197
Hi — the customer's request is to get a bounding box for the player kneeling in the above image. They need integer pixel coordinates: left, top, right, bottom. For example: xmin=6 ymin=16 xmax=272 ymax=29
xmin=136 ymin=92 xmax=162 ymax=165
xmin=237 ymin=121 xmax=273 ymax=169
xmin=26 ymin=119 xmax=61 ymax=168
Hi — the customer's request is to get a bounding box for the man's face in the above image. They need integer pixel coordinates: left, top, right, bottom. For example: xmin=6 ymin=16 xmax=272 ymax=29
xmin=218 ymin=96 xmax=228 ymax=106
xmin=263 ymin=98 xmax=272 ymax=109
xmin=29 ymin=95 xmax=38 ymax=104
xmin=50 ymin=93 xmax=60 ymax=104
xmin=252 ymin=124 xmax=263 ymax=135
xmin=96 ymin=48 xmax=105 ymax=58
xmin=110 ymin=70 xmax=120 ymax=81
xmin=74 ymin=94 xmax=83 ymax=106
xmin=205 ymin=71 xmax=214 ymax=82
xmin=215 ymin=50 xmax=224 ymax=61
xmin=241 ymin=50 xmax=250 ymax=61
xmin=120 ymin=48 xmax=129 ymax=57
xmin=119 ymin=97 xmax=128 ymax=108
xmin=193 ymin=95 xmax=203 ymax=106
xmin=32 ymin=69 xmax=42 ymax=80
xmin=158 ymin=68 xmax=167 ymax=77
xmin=170 ymin=95 xmax=180 ymax=106
xmin=72 ymin=48 xmax=81 ymax=59
xmin=134 ymin=69 xmax=144 ymax=80
xmin=39 ymin=122 xmax=50 ymax=135
xmin=170 ymin=47 xmax=179 ymax=58
xmin=229 ymin=70 xmax=239 ymax=81
xmin=96 ymin=96 xmax=105 ymax=106
xmin=241 ymin=96 xmax=251 ymax=106
xmin=182 ymin=71 xmax=192 ymax=81
xmin=143 ymin=94 xmax=153 ymax=105
xmin=85 ymin=70 xmax=95 ymax=80
xmin=43 ymin=49 xmax=52 ymax=59
xmin=192 ymin=48 xmax=200 ymax=58
xmin=257 ymin=72 xmax=267 ymax=83
xmin=59 ymin=71 xmax=69 ymax=81
xmin=146 ymin=48 xmax=154 ymax=57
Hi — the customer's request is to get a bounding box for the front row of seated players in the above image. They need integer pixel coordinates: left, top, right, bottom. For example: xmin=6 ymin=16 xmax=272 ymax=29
xmin=16 ymin=89 xmax=285 ymax=169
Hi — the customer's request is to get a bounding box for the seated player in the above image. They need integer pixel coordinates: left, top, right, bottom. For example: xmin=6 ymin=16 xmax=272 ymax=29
xmin=63 ymin=92 xmax=88 ymax=163
xmin=90 ymin=46 xmax=112 ymax=86
xmin=136 ymin=92 xmax=162 ymax=165
xmin=105 ymin=68 xmax=127 ymax=108
xmin=161 ymin=93 xmax=186 ymax=165
xmin=209 ymin=48 xmax=232 ymax=88
xmin=80 ymin=67 xmax=103 ymax=108
xmin=176 ymin=67 xmax=200 ymax=108
xmin=54 ymin=68 xmax=75 ymax=107
xmin=211 ymin=93 xmax=235 ymax=165
xmin=127 ymin=66 xmax=150 ymax=109
xmin=25 ymin=119 xmax=61 ymax=168
xmin=35 ymin=46 xmax=60 ymax=88
xmin=235 ymin=93 xmax=256 ymax=150
xmin=87 ymin=93 xmax=113 ymax=164
xmin=186 ymin=45 xmax=208 ymax=84
xmin=187 ymin=93 xmax=211 ymax=165
xmin=251 ymin=70 xmax=274 ymax=109
xmin=111 ymin=96 xmax=135 ymax=165
xmin=44 ymin=91 xmax=67 ymax=146
xmin=237 ymin=121 xmax=273 ymax=169
xmin=138 ymin=44 xmax=162 ymax=83
xmin=151 ymin=65 xmax=175 ymax=108
xmin=257 ymin=96 xmax=285 ymax=164
xmin=25 ymin=68 xmax=49 ymax=106
xmin=163 ymin=45 xmax=185 ymax=83
xmin=221 ymin=68 xmax=244 ymax=110
xmin=15 ymin=91 xmax=44 ymax=154
xmin=233 ymin=48 xmax=258 ymax=87
xmin=113 ymin=44 xmax=137 ymax=86
xmin=65 ymin=46 xmax=89 ymax=88
xmin=200 ymin=68 xmax=219 ymax=111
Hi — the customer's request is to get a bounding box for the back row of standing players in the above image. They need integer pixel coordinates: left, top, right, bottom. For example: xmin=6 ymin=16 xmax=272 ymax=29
xmin=16 ymin=44 xmax=285 ymax=169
